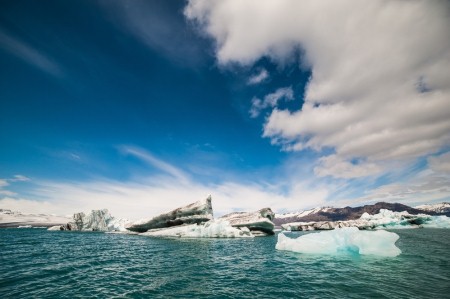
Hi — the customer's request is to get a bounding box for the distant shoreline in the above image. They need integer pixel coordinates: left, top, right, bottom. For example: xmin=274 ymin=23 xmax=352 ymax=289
xmin=0 ymin=222 xmax=66 ymax=228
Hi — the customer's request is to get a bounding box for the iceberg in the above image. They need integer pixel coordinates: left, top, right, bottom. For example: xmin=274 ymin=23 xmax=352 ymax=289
xmin=45 ymin=195 xmax=276 ymax=238
xmin=17 ymin=225 xmax=32 ymax=228
xmin=54 ymin=209 xmax=129 ymax=232
xmin=276 ymin=227 xmax=401 ymax=257
xmin=282 ymin=209 xmax=450 ymax=231
xmin=140 ymin=219 xmax=253 ymax=238
xmin=359 ymin=209 xmax=450 ymax=229
xmin=126 ymin=195 xmax=213 ymax=233
xmin=219 ymin=207 xmax=275 ymax=236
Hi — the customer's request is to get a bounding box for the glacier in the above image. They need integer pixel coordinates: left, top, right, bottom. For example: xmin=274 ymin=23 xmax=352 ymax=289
xmin=276 ymin=227 xmax=401 ymax=257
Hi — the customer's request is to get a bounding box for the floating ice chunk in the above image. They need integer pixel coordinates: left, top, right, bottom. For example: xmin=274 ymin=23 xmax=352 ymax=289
xmin=276 ymin=227 xmax=401 ymax=257
xmin=421 ymin=215 xmax=450 ymax=228
xmin=360 ymin=209 xmax=450 ymax=229
xmin=141 ymin=219 xmax=253 ymax=238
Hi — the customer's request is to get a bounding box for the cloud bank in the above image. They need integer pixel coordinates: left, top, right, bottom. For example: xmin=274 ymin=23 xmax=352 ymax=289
xmin=185 ymin=0 xmax=450 ymax=178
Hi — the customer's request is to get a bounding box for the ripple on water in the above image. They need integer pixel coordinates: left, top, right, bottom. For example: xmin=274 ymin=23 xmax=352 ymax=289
xmin=0 ymin=229 xmax=449 ymax=298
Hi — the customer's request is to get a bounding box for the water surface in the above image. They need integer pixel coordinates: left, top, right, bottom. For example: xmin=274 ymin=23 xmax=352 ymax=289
xmin=1 ymin=228 xmax=449 ymax=298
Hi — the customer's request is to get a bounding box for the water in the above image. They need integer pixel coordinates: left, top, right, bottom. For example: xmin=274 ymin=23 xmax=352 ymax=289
xmin=1 ymin=229 xmax=449 ymax=298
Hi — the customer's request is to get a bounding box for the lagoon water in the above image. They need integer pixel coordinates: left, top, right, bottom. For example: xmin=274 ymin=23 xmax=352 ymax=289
xmin=1 ymin=228 xmax=449 ymax=298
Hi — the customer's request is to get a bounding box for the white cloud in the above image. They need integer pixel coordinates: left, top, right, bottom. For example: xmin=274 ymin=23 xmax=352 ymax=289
xmin=186 ymin=0 xmax=450 ymax=177
xmin=0 ymin=148 xmax=333 ymax=218
xmin=0 ymin=176 xmax=330 ymax=220
xmin=102 ymin=0 xmax=204 ymax=66
xmin=428 ymin=151 xmax=450 ymax=173
xmin=120 ymin=146 xmax=189 ymax=183
xmin=314 ymin=155 xmax=382 ymax=179
xmin=11 ymin=175 xmax=30 ymax=182
xmin=250 ymin=86 xmax=293 ymax=118
xmin=0 ymin=180 xmax=9 ymax=188
xmin=349 ymin=173 xmax=450 ymax=206
xmin=0 ymin=29 xmax=62 ymax=77
xmin=247 ymin=68 xmax=269 ymax=85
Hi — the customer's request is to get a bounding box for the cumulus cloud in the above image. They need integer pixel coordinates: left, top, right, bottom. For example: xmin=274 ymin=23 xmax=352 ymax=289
xmin=185 ymin=0 xmax=450 ymax=177
xmin=250 ymin=86 xmax=293 ymax=118
xmin=247 ymin=68 xmax=269 ymax=85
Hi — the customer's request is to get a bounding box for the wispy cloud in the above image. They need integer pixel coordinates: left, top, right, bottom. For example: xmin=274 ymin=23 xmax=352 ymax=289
xmin=0 ymin=29 xmax=62 ymax=77
xmin=101 ymin=0 xmax=204 ymax=66
xmin=120 ymin=146 xmax=189 ymax=183
xmin=247 ymin=68 xmax=269 ymax=85
xmin=0 ymin=149 xmax=333 ymax=219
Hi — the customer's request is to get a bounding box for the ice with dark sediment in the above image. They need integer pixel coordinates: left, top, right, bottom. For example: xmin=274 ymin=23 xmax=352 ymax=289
xmin=126 ymin=195 xmax=214 ymax=233
xmin=48 ymin=209 xmax=129 ymax=232
xmin=219 ymin=208 xmax=275 ymax=236
xmin=133 ymin=196 xmax=276 ymax=237
xmin=281 ymin=209 xmax=450 ymax=231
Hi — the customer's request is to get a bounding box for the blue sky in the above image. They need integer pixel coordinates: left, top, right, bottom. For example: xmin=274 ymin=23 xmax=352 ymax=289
xmin=1 ymin=0 xmax=449 ymax=219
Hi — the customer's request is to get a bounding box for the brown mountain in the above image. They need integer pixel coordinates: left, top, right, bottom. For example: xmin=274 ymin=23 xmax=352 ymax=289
xmin=274 ymin=202 xmax=449 ymax=226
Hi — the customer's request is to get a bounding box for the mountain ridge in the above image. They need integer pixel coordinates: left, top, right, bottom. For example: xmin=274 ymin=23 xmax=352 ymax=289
xmin=274 ymin=202 xmax=450 ymax=226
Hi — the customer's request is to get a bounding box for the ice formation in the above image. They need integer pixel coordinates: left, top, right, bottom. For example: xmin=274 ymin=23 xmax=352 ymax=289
xmin=126 ymin=195 xmax=213 ymax=233
xmin=276 ymin=227 xmax=401 ymax=257
xmin=52 ymin=209 xmax=129 ymax=232
xmin=282 ymin=209 xmax=450 ymax=231
xmin=141 ymin=219 xmax=253 ymax=238
xmin=126 ymin=195 xmax=276 ymax=237
xmin=360 ymin=209 xmax=450 ymax=229
xmin=220 ymin=207 xmax=275 ymax=236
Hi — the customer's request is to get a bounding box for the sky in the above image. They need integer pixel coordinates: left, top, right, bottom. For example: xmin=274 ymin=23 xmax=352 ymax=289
xmin=1 ymin=0 xmax=450 ymax=219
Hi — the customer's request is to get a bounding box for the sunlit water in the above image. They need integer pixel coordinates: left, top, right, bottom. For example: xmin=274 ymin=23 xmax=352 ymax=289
xmin=1 ymin=228 xmax=449 ymax=298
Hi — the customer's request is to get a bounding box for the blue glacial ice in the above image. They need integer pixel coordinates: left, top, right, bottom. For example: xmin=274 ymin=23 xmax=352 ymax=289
xmin=276 ymin=227 xmax=401 ymax=257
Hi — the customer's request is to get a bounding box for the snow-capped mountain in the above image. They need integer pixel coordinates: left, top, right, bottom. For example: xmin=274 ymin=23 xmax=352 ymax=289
xmin=0 ymin=209 xmax=71 ymax=228
xmin=415 ymin=202 xmax=450 ymax=214
xmin=273 ymin=202 xmax=449 ymax=226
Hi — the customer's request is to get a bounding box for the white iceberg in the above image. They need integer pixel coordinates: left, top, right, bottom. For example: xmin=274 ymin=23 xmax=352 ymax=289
xmin=53 ymin=209 xmax=130 ymax=232
xmin=282 ymin=209 xmax=450 ymax=231
xmin=140 ymin=219 xmax=253 ymax=238
xmin=360 ymin=209 xmax=450 ymax=229
xmin=276 ymin=227 xmax=401 ymax=257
